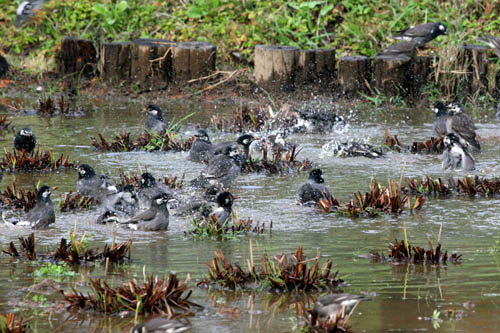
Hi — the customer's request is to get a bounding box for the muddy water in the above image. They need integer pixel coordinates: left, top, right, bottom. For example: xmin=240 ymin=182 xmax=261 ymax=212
xmin=0 ymin=95 xmax=500 ymax=332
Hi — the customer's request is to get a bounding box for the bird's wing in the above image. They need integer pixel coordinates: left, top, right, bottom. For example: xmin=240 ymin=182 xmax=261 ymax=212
xmin=477 ymin=36 xmax=500 ymax=58
xmin=395 ymin=23 xmax=434 ymax=38
xmin=125 ymin=208 xmax=156 ymax=223
xmin=204 ymin=156 xmax=233 ymax=179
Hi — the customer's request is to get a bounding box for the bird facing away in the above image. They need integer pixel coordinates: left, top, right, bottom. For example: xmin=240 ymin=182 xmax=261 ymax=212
xmin=393 ymin=22 xmax=448 ymax=46
xmin=18 ymin=185 xmax=55 ymax=229
xmin=145 ymin=104 xmax=168 ymax=134
xmin=431 ymin=101 xmax=448 ymax=137
xmin=442 ymin=133 xmax=475 ymax=171
xmin=477 ymin=35 xmax=500 ymax=58
xmin=188 ymin=129 xmax=214 ymax=162
xmin=121 ymin=193 xmax=170 ymax=231
xmin=311 ymin=293 xmax=367 ymax=325
xmin=15 ymin=0 xmax=46 ymax=27
xmin=298 ymin=169 xmax=331 ymax=205
xmin=14 ymin=128 xmax=36 ymax=153
xmin=446 ymin=101 xmax=481 ymax=153
xmin=131 ymin=317 xmax=191 ymax=333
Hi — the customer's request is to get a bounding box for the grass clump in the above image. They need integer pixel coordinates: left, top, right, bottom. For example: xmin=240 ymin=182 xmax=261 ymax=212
xmin=0 ymin=313 xmax=31 ymax=333
xmin=0 ymin=147 xmax=76 ymax=172
xmin=0 ymin=183 xmax=37 ymax=212
xmin=188 ymin=216 xmax=270 ymax=241
xmin=60 ymin=274 xmax=201 ymax=315
xmin=59 ymin=191 xmax=95 ymax=212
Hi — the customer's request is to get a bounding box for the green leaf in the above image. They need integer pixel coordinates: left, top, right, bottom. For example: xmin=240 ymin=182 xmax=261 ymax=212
xmin=187 ymin=7 xmax=205 ymax=19
xmin=117 ymin=1 xmax=128 ymax=13
xmin=319 ymin=4 xmax=334 ymax=17
xmin=92 ymin=4 xmax=108 ymax=16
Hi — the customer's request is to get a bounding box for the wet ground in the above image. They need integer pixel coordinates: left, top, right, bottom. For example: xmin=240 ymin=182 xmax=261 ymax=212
xmin=0 ymin=92 xmax=500 ymax=332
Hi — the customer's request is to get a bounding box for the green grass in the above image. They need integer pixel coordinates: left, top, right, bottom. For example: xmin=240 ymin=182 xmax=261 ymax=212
xmin=33 ymin=262 xmax=78 ymax=278
xmin=1 ymin=0 xmax=499 ymax=72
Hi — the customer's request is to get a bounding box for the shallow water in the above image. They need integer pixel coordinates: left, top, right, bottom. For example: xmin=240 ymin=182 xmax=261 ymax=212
xmin=0 ymin=94 xmax=500 ymax=332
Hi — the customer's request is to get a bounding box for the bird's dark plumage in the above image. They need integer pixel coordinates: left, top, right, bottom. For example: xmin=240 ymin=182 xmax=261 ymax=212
xmin=188 ymin=129 xmax=214 ymax=162
xmin=393 ymin=22 xmax=448 ymax=45
xmin=477 ymin=35 xmax=500 ymax=58
xmin=173 ymin=185 xmax=219 ymax=217
xmin=431 ymin=101 xmax=448 ymax=136
xmin=18 ymin=185 xmax=55 ymax=229
xmin=191 ymin=145 xmax=242 ymax=189
xmin=14 ymin=128 xmax=36 ymax=153
xmin=0 ymin=54 xmax=8 ymax=78
xmin=121 ymin=193 xmax=170 ymax=231
xmin=377 ymin=40 xmax=418 ymax=57
xmin=145 ymin=104 xmax=168 ymax=134
xmin=207 ymin=191 xmax=234 ymax=223
xmin=294 ymin=109 xmax=344 ymax=133
xmin=77 ymin=164 xmax=117 ymax=201
xmin=138 ymin=172 xmax=172 ymax=210
xmin=329 ymin=141 xmax=383 ymax=158
xmin=446 ymin=101 xmax=481 ymax=153
xmin=298 ymin=169 xmax=331 ymax=205
xmin=442 ymin=133 xmax=475 ymax=171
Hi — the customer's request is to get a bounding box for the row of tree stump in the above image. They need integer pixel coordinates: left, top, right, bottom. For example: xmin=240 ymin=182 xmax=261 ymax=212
xmin=56 ymin=37 xmax=498 ymax=98
xmin=57 ymin=37 xmax=216 ymax=89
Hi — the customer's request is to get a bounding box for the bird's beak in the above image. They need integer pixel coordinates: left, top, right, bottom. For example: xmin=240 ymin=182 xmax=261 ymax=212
xmin=142 ymin=107 xmax=147 ymax=114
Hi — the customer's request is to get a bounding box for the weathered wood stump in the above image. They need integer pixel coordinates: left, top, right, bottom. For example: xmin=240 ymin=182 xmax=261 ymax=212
xmin=409 ymin=56 xmax=433 ymax=98
xmin=172 ymin=41 xmax=216 ymax=84
xmin=459 ymin=45 xmax=489 ymax=95
xmin=57 ymin=37 xmax=97 ymax=77
xmin=254 ymin=45 xmax=299 ymax=91
xmin=99 ymin=41 xmax=133 ymax=81
xmin=338 ymin=56 xmax=371 ymax=95
xmin=130 ymin=39 xmax=175 ymax=88
xmin=373 ymin=55 xmax=413 ymax=97
xmin=296 ymin=48 xmax=335 ymax=88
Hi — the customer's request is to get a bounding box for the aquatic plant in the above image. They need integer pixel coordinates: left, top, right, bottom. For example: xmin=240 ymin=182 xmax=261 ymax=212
xmin=119 ymin=171 xmax=184 ymax=190
xmin=198 ymin=246 xmax=343 ymax=292
xmin=384 ymin=130 xmax=444 ymax=154
xmin=306 ymin=315 xmax=352 ymax=333
xmin=91 ymin=130 xmax=193 ymax=152
xmin=405 ymin=177 xmax=451 ymax=196
xmin=0 ymin=147 xmax=76 ymax=172
xmin=242 ymin=145 xmax=313 ymax=175
xmin=33 ymin=262 xmax=77 ymax=278
xmin=317 ymin=179 xmax=425 ymax=217
xmin=370 ymin=238 xmax=462 ymax=264
xmin=38 ymin=95 xmax=80 ymax=116
xmin=0 ymin=115 xmax=13 ymax=131
xmin=60 ymin=274 xmax=200 ymax=315
xmin=59 ymin=191 xmax=95 ymax=212
xmin=0 ymin=182 xmax=37 ymax=211
xmin=2 ymin=232 xmax=132 ymax=265
xmin=0 ymin=312 xmax=31 ymax=333
xmin=188 ymin=216 xmax=269 ymax=241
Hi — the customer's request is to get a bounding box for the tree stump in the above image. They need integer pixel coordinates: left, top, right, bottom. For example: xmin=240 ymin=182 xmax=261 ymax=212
xmin=99 ymin=41 xmax=133 ymax=81
xmin=254 ymin=45 xmax=299 ymax=91
xmin=409 ymin=56 xmax=433 ymax=98
xmin=172 ymin=41 xmax=217 ymax=84
xmin=373 ymin=55 xmax=413 ymax=97
xmin=56 ymin=37 xmax=97 ymax=77
xmin=338 ymin=56 xmax=371 ymax=95
xmin=130 ymin=39 xmax=175 ymax=89
xmin=296 ymin=48 xmax=335 ymax=89
xmin=460 ymin=45 xmax=489 ymax=95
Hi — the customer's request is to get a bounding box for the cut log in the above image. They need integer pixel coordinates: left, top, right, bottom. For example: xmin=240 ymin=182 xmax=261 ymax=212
xmin=254 ymin=45 xmax=299 ymax=91
xmin=373 ymin=55 xmax=413 ymax=97
xmin=99 ymin=41 xmax=133 ymax=81
xmin=296 ymin=48 xmax=335 ymax=89
xmin=56 ymin=37 xmax=97 ymax=77
xmin=130 ymin=39 xmax=175 ymax=89
xmin=338 ymin=56 xmax=371 ymax=95
xmin=409 ymin=56 xmax=433 ymax=98
xmin=172 ymin=41 xmax=217 ymax=84
xmin=460 ymin=45 xmax=489 ymax=95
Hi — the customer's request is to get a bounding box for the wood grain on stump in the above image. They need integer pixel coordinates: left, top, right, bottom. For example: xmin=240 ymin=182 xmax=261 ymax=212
xmin=254 ymin=45 xmax=299 ymax=91
xmin=172 ymin=41 xmax=216 ymax=84
xmin=338 ymin=56 xmax=371 ymax=95
xmin=296 ymin=48 xmax=335 ymax=88
xmin=57 ymin=37 xmax=97 ymax=77
xmin=409 ymin=56 xmax=433 ymax=98
xmin=460 ymin=45 xmax=489 ymax=95
xmin=373 ymin=55 xmax=412 ymax=97
xmin=131 ymin=39 xmax=175 ymax=88
xmin=99 ymin=41 xmax=133 ymax=81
